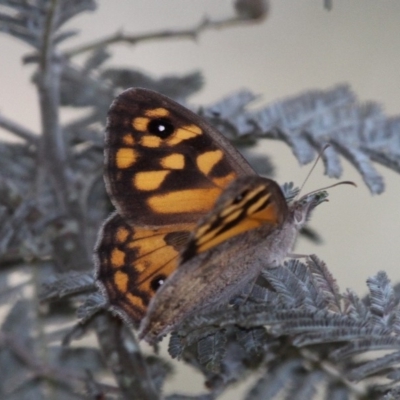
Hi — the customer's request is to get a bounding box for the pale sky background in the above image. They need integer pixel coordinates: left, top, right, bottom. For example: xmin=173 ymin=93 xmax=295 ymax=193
xmin=1 ymin=1 xmax=400 ymax=398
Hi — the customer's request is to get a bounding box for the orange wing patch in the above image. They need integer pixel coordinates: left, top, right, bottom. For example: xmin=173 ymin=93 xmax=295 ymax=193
xmin=135 ymin=171 xmax=171 ymax=191
xmin=147 ymin=187 xmax=223 ymax=215
xmin=196 ymin=150 xmax=223 ymax=175
xmin=166 ymin=125 xmax=202 ymax=145
xmin=160 ymin=153 xmax=185 ymax=169
xmin=96 ymin=213 xmax=192 ymax=325
xmin=115 ymin=148 xmax=138 ymax=169
xmin=145 ymin=107 xmax=170 ymax=118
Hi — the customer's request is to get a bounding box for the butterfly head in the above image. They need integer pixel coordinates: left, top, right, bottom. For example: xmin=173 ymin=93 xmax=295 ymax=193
xmin=289 ymin=178 xmax=356 ymax=231
xmin=289 ymin=190 xmax=328 ymax=230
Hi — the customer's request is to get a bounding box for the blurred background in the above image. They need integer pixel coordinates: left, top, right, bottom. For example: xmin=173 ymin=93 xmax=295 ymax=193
xmin=1 ymin=1 xmax=400 ymax=397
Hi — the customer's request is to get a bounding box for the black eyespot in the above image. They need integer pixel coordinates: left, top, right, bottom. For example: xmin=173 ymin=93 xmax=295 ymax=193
xmin=148 ymin=118 xmax=174 ymax=139
xmin=150 ymin=275 xmax=167 ymax=292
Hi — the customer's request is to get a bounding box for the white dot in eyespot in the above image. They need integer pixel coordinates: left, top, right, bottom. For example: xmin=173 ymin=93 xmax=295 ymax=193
xmin=158 ymin=125 xmax=166 ymax=132
xmin=158 ymin=278 xmax=165 ymax=286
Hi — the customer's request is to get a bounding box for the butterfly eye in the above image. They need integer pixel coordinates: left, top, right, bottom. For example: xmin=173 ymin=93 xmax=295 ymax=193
xmin=148 ymin=118 xmax=174 ymax=139
xmin=150 ymin=275 xmax=167 ymax=292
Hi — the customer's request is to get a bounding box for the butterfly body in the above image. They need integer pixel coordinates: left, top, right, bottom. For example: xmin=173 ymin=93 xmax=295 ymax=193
xmin=95 ymin=88 xmax=327 ymax=344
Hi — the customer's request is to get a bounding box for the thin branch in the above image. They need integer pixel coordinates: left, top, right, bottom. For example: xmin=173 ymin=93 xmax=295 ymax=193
xmin=35 ymin=0 xmax=91 ymax=270
xmin=0 ymin=114 xmax=38 ymax=144
xmin=37 ymin=0 xmax=69 ymax=212
xmin=64 ymin=15 xmax=250 ymax=58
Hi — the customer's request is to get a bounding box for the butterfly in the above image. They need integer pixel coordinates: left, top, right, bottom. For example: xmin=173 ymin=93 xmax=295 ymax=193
xmin=95 ymin=88 xmax=329 ymax=343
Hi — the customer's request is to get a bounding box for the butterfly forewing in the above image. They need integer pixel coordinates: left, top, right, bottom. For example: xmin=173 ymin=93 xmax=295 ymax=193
xmin=105 ymin=88 xmax=255 ymax=227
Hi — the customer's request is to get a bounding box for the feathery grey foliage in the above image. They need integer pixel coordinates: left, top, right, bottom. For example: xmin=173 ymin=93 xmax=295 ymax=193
xmin=170 ymin=260 xmax=400 ymax=399
xmin=202 ymin=85 xmax=399 ymax=194
xmin=0 ymin=1 xmax=399 ymax=399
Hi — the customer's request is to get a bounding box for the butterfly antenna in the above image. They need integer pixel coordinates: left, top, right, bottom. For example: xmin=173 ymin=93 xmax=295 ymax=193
xmin=295 ymin=144 xmax=331 ymax=200
xmin=303 ymin=180 xmax=357 ymax=197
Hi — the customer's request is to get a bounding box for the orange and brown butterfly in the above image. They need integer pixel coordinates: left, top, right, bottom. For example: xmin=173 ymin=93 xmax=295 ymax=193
xmin=96 ymin=88 xmax=255 ymax=321
xmin=94 ymin=88 xmax=328 ymax=343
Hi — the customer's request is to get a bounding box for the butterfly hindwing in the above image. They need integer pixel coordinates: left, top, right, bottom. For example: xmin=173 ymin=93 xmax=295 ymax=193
xmin=96 ymin=212 xmax=192 ymax=325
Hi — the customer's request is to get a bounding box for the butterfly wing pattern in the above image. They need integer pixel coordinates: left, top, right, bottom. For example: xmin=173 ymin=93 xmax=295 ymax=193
xmin=104 ymin=88 xmax=255 ymax=226
xmin=95 ymin=88 xmax=256 ymax=326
